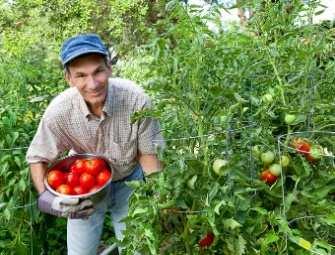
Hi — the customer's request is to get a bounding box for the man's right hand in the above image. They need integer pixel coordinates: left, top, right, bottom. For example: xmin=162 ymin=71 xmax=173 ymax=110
xmin=37 ymin=190 xmax=95 ymax=219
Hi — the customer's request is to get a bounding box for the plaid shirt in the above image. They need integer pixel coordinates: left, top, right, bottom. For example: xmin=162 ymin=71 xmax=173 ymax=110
xmin=26 ymin=78 xmax=164 ymax=180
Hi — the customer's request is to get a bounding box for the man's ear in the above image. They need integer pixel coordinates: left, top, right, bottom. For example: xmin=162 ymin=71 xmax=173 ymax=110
xmin=106 ymin=64 xmax=112 ymax=76
xmin=64 ymin=71 xmax=74 ymax=87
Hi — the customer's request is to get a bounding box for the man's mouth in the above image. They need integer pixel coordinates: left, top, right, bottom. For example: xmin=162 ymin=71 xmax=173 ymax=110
xmin=88 ymin=90 xmax=104 ymax=97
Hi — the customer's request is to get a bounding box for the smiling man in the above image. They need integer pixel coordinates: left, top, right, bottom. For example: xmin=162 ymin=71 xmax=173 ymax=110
xmin=26 ymin=33 xmax=164 ymax=255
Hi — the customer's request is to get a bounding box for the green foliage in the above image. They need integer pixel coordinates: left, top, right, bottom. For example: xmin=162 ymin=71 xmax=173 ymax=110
xmin=1 ymin=0 xmax=335 ymax=254
xmin=119 ymin=1 xmax=335 ymax=254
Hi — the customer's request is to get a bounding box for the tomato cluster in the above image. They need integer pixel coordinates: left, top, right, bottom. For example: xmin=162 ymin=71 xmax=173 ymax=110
xmin=251 ymin=148 xmax=288 ymax=186
xmin=291 ymin=138 xmax=322 ymax=163
xmin=47 ymin=158 xmax=112 ymax=195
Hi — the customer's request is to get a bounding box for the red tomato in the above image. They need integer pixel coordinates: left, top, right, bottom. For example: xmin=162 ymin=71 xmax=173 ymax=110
xmin=56 ymin=184 xmax=73 ymax=195
xmin=79 ymin=172 xmax=95 ymax=190
xmin=199 ymin=232 xmax=214 ymax=248
xmin=96 ymin=169 xmax=111 ymax=187
xmin=260 ymin=170 xmax=278 ymax=185
xmin=66 ymin=172 xmax=80 ymax=187
xmin=291 ymin=138 xmax=311 ymax=155
xmin=47 ymin=169 xmax=65 ymax=189
xmin=70 ymin=159 xmax=86 ymax=175
xmin=84 ymin=158 xmax=107 ymax=176
xmin=73 ymin=186 xmax=87 ymax=195
xmin=89 ymin=186 xmax=100 ymax=193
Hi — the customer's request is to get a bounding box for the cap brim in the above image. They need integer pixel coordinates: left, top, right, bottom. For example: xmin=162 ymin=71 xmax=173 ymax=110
xmin=62 ymin=49 xmax=108 ymax=66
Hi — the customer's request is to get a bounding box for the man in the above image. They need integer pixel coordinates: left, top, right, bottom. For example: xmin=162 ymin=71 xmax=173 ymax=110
xmin=26 ymin=33 xmax=164 ymax=254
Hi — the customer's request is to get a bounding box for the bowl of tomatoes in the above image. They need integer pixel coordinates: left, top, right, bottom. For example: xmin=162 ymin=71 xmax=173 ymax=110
xmin=45 ymin=154 xmax=113 ymax=204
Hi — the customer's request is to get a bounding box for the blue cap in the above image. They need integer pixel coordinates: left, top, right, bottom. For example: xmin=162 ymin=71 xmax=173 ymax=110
xmin=60 ymin=33 xmax=108 ymax=66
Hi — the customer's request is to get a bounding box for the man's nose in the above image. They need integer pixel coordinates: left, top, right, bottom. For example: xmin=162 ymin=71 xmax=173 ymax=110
xmin=86 ymin=75 xmax=99 ymax=89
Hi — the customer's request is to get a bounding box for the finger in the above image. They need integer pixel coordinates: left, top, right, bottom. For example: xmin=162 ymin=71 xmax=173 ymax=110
xmin=67 ymin=200 xmax=94 ymax=213
xmin=70 ymin=208 xmax=95 ymax=219
xmin=59 ymin=197 xmax=80 ymax=206
xmin=78 ymin=199 xmax=94 ymax=210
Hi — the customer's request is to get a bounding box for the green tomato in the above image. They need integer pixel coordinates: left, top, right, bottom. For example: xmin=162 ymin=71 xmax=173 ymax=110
xmin=284 ymin=114 xmax=296 ymax=125
xmin=212 ymin=159 xmax=229 ymax=176
xmin=307 ymin=145 xmax=323 ymax=162
xmin=269 ymin=163 xmax=282 ymax=176
xmin=252 ymin=145 xmax=262 ymax=159
xmin=280 ymin=155 xmax=290 ymax=167
xmin=261 ymin=151 xmax=275 ymax=165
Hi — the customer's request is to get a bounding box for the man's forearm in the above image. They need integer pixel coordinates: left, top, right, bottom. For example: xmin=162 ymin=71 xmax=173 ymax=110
xmin=30 ymin=162 xmax=48 ymax=194
xmin=138 ymin=153 xmax=163 ymax=176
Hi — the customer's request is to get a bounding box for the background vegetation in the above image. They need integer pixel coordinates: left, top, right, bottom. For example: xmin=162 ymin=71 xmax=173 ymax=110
xmin=0 ymin=0 xmax=334 ymax=254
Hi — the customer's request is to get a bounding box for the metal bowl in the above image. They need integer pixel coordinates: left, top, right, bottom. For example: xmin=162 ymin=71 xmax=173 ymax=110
xmin=44 ymin=153 xmax=113 ymax=204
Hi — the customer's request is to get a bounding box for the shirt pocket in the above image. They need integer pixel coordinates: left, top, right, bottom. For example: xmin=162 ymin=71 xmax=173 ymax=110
xmin=109 ymin=139 xmax=137 ymax=167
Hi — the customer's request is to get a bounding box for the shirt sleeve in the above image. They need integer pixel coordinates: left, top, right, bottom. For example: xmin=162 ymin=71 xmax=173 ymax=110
xmin=137 ymin=96 xmax=165 ymax=155
xmin=26 ymin=116 xmax=69 ymax=164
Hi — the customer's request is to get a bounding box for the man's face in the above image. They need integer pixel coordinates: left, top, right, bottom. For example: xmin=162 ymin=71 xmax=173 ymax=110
xmin=65 ymin=54 xmax=111 ymax=108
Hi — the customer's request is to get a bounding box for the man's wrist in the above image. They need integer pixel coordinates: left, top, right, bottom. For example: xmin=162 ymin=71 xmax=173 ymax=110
xmin=144 ymin=169 xmax=162 ymax=178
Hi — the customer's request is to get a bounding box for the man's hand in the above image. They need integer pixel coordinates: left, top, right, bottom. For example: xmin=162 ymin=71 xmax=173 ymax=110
xmin=138 ymin=153 xmax=163 ymax=176
xmin=38 ymin=190 xmax=95 ymax=219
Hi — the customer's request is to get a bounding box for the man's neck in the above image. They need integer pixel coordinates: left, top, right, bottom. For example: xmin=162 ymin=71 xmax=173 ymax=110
xmin=87 ymin=103 xmax=104 ymax=117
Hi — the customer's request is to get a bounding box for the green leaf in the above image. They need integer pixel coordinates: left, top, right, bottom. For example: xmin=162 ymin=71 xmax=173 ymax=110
xmin=284 ymin=192 xmax=297 ymax=213
xmin=321 ymin=214 xmax=335 ymax=226
xmin=214 ymin=200 xmax=226 ymax=215
xmin=131 ymin=207 xmax=148 ymax=217
xmin=312 ymin=240 xmax=332 ymax=255
xmin=18 ymin=179 xmax=26 ymax=191
xmin=165 ymin=0 xmax=179 ymax=12
xmin=144 ymin=228 xmax=157 ymax=255
xmin=235 ymin=235 xmax=247 ymax=255
xmin=0 ymin=202 xmax=6 ymax=210
xmin=4 ymin=208 xmax=11 ymax=220
xmin=313 ymin=185 xmax=334 ymax=200
xmin=261 ymin=230 xmax=279 ymax=251
xmin=14 ymin=156 xmax=22 ymax=168
xmin=314 ymin=9 xmax=325 ymax=16
xmin=224 ymin=218 xmax=242 ymax=230
xmin=11 ymin=131 xmax=19 ymax=145
xmin=251 ymin=207 xmax=268 ymax=215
